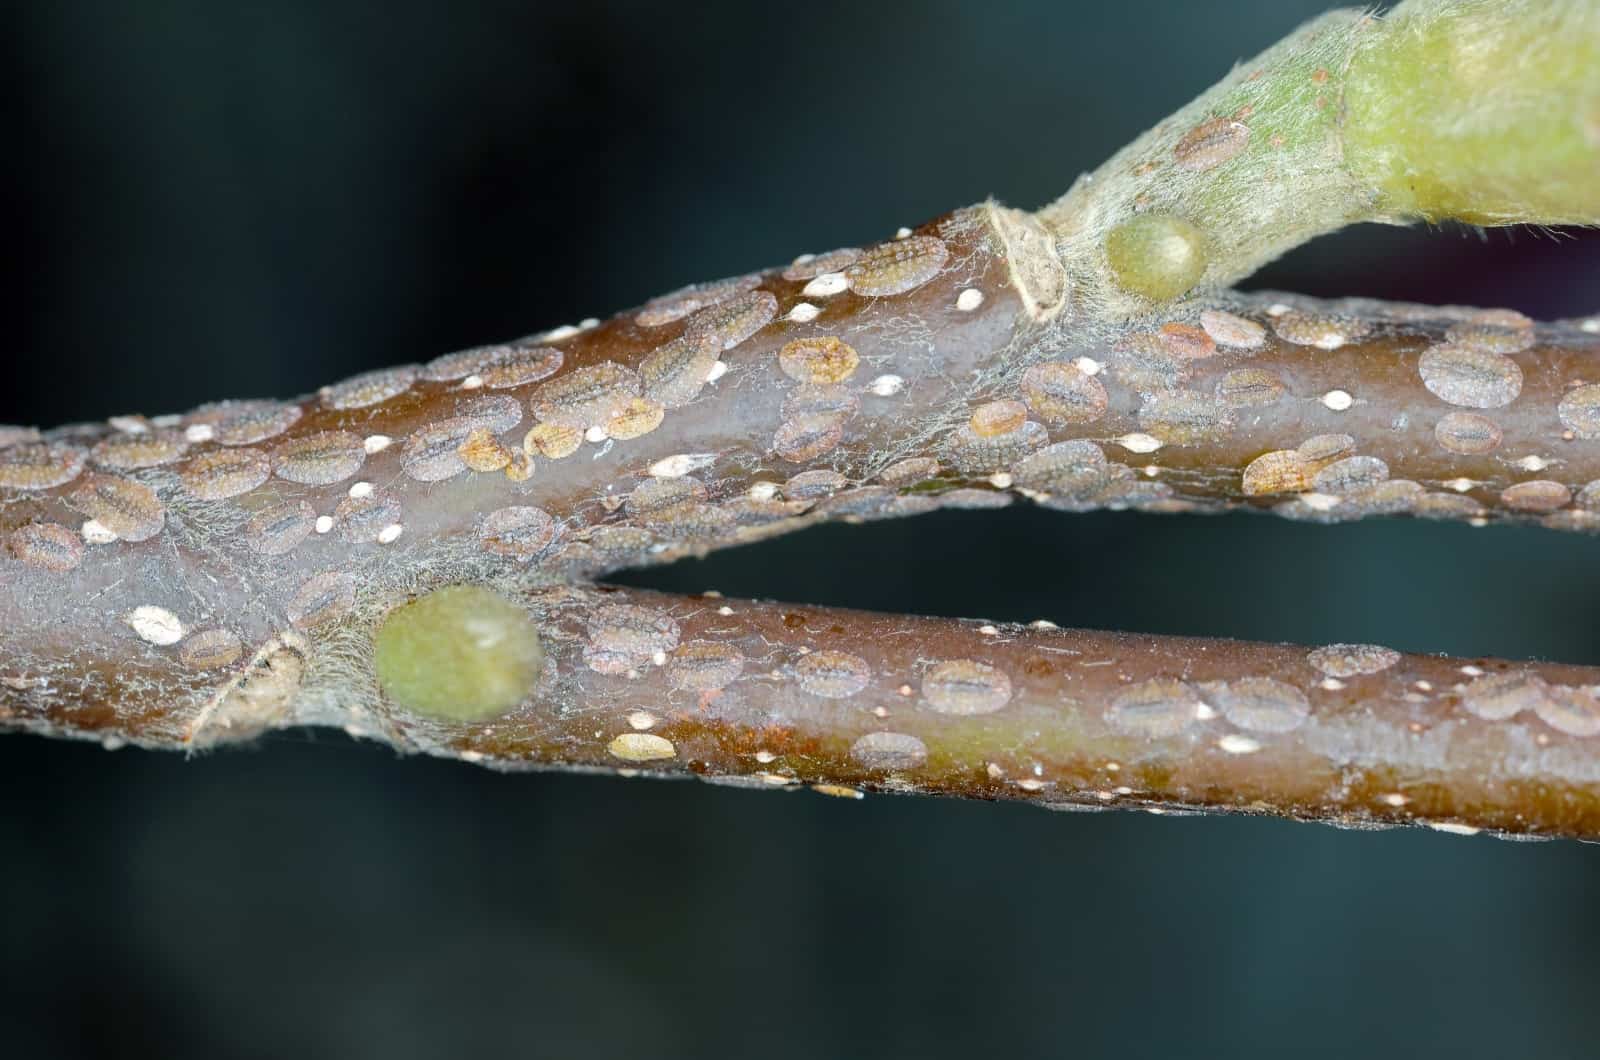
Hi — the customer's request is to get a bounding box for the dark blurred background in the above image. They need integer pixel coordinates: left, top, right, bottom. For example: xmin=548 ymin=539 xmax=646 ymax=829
xmin=5 ymin=3 xmax=1600 ymax=1058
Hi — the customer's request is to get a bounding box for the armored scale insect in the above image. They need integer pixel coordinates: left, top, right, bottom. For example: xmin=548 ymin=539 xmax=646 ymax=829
xmin=4 ymin=0 xmax=1600 ymax=839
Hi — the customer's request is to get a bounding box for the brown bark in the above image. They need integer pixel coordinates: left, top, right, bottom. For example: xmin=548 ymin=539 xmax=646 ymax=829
xmin=2 ymin=202 xmax=1598 ymax=837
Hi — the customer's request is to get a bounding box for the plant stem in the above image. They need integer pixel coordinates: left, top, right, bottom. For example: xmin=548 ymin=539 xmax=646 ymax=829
xmin=3 ymin=0 xmax=1599 ymax=840
xmin=1039 ymin=0 xmax=1600 ymax=317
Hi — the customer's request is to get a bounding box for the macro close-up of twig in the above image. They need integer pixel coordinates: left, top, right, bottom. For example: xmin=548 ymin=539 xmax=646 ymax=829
xmin=4 ymin=1 xmax=1600 ymax=1057
xmin=6 ymin=0 xmax=1597 ymax=835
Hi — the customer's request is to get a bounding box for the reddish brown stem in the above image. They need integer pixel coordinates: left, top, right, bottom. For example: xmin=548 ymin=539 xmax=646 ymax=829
xmin=2 ymin=202 xmax=1598 ymax=838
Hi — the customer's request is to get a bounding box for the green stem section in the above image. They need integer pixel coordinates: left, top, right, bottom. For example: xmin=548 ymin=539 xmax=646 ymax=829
xmin=1345 ymin=0 xmax=1600 ymax=225
xmin=1040 ymin=0 xmax=1600 ymax=318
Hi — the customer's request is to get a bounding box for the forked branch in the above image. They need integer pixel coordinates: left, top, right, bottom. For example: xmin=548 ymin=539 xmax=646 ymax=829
xmin=3 ymin=0 xmax=1598 ymax=839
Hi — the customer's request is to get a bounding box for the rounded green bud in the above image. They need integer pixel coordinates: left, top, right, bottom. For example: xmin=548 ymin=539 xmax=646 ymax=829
xmin=373 ymin=584 xmax=544 ymax=722
xmin=1104 ymin=213 xmax=1208 ymax=303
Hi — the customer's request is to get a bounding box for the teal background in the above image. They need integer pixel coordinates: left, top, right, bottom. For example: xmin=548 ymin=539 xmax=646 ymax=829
xmin=4 ymin=3 xmax=1599 ymax=1057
